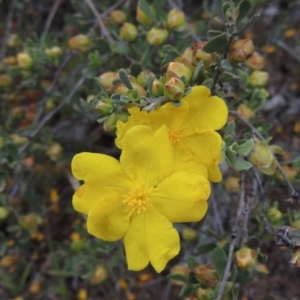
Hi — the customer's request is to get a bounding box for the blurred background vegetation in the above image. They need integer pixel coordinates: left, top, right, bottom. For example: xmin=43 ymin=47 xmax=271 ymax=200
xmin=0 ymin=0 xmax=300 ymax=299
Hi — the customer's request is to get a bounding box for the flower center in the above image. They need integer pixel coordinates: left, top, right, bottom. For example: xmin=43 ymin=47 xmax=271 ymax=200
xmin=123 ymin=186 xmax=150 ymax=214
xmin=168 ymin=127 xmax=183 ymax=144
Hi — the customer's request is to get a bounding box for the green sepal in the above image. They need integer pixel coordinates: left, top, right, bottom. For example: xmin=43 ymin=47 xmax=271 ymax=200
xmin=203 ymin=32 xmax=228 ymax=53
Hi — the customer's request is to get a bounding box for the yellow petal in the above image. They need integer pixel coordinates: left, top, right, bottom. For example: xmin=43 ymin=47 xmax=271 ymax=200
xmin=87 ymin=192 xmax=131 ymax=241
xmin=151 ymin=172 xmax=210 ymax=222
xmin=182 ymin=86 xmax=228 ymax=135
xmin=116 ymin=116 xmax=140 ymax=149
xmin=181 ymin=131 xmax=223 ymax=182
xmin=72 ymin=153 xmax=133 ymax=214
xmin=120 ymin=125 xmax=172 ymax=189
xmin=124 ymin=206 xmax=180 ymax=272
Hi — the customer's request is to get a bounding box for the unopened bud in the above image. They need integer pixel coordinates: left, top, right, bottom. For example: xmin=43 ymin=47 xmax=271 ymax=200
xmin=45 ymin=46 xmax=63 ymax=59
xmin=46 ymin=143 xmax=63 ymax=161
xmin=196 ymin=287 xmax=215 ymax=300
xmin=29 ymin=279 xmax=42 ymax=295
xmin=152 ymin=79 xmax=164 ymax=97
xmin=90 ymin=265 xmax=108 ymax=285
xmin=228 ymin=39 xmax=254 ymax=65
xmin=109 ymin=10 xmax=127 ymax=25
xmin=136 ymin=6 xmax=154 ymax=25
xmin=267 ymin=207 xmax=283 ymax=224
xmin=103 ymin=111 xmax=128 ymax=132
xmin=98 ymin=72 xmax=119 ymax=92
xmin=224 ymin=176 xmax=240 ymax=192
xmin=7 ymin=34 xmax=21 ymax=47
xmin=192 ymin=42 xmax=216 ymax=69
xmin=17 ymin=53 xmax=33 ymax=69
xmin=245 ymin=51 xmax=266 ymax=70
xmin=290 ymin=248 xmax=300 ymax=267
xmin=248 ymin=71 xmax=269 ymax=87
xmin=9 ymin=134 xmax=28 ymax=146
xmin=0 ymin=75 xmax=13 ymax=88
xmin=182 ymin=227 xmax=198 ymax=241
xmin=146 ymin=28 xmax=169 ymax=45
xmin=169 ymin=264 xmax=190 ymax=286
xmin=236 ymin=103 xmax=255 ymax=121
xmin=77 ymin=289 xmax=88 ymax=300
xmin=234 ymin=247 xmax=257 ymax=270
xmin=120 ymin=23 xmax=138 ymax=42
xmin=276 ymin=165 xmax=297 ymax=183
xmin=167 ymin=8 xmax=186 ymax=30
xmin=94 ymin=98 xmax=114 ymax=115
xmin=20 ymin=214 xmax=41 ymax=232
xmin=0 ymin=206 xmax=9 ymax=220
xmin=0 ymin=255 xmax=20 ymax=268
xmin=164 ymin=77 xmax=185 ymax=101
xmin=3 ymin=56 xmax=17 ymax=66
xmin=113 ymin=82 xmax=146 ymax=96
xmin=193 ymin=264 xmax=219 ymax=287
xmin=166 ymin=62 xmax=192 ymax=83
xmin=136 ymin=70 xmax=154 ymax=87
xmin=71 ymin=239 xmax=86 ymax=252
xmin=68 ymin=34 xmax=92 ymax=52
xmin=181 ymin=47 xmax=193 ymax=61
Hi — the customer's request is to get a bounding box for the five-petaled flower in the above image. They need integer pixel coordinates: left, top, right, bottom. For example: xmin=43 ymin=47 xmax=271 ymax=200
xmin=72 ymin=125 xmax=210 ymax=272
xmin=116 ymin=86 xmax=228 ymax=182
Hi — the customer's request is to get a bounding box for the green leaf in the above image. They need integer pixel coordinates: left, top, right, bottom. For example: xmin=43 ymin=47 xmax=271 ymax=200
xmin=235 ymin=138 xmax=254 ymax=156
xmin=235 ymin=270 xmax=250 ymax=283
xmin=5 ymin=142 xmax=18 ymax=162
xmin=146 ymin=74 xmax=155 ymax=97
xmin=141 ymin=44 xmax=154 ymax=66
xmin=167 ymin=273 xmax=189 ymax=284
xmin=138 ymin=0 xmax=156 ymax=22
xmin=179 ymin=284 xmax=195 ymax=298
xmin=191 ymin=61 xmax=204 ymax=85
xmin=222 ymin=2 xmax=232 ymax=19
xmin=186 ymin=256 xmax=199 ymax=269
xmin=201 ymin=78 xmax=214 ymax=90
xmin=203 ymin=32 xmax=228 ymax=53
xmin=211 ymin=247 xmax=227 ymax=278
xmin=226 ymin=152 xmax=253 ymax=171
xmin=94 ymin=78 xmax=109 ymax=97
xmin=224 ymin=120 xmax=235 ymax=137
xmin=223 ymin=135 xmax=233 ymax=146
xmin=236 ymin=0 xmax=252 ymax=26
xmin=235 ymin=14 xmax=260 ymax=36
xmin=0 ymin=233 xmax=6 ymax=256
xmin=130 ymin=62 xmax=143 ymax=77
xmin=83 ymin=67 xmax=98 ymax=79
xmin=232 ymin=0 xmax=242 ymax=6
xmin=110 ymin=94 xmax=122 ymax=103
xmin=198 ymin=242 xmax=217 ymax=254
xmin=94 ymin=39 xmax=110 ymax=54
xmin=214 ymin=282 xmax=233 ymax=296
xmin=119 ymin=69 xmax=133 ymax=90
xmin=221 ymin=59 xmax=232 ymax=71
xmin=111 ymin=42 xmax=130 ymax=54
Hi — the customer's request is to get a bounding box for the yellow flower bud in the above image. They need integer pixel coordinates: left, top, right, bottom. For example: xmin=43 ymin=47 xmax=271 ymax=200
xmin=234 ymin=247 xmax=257 ymax=270
xmin=193 ymin=264 xmax=219 ymax=287
xmin=90 ymin=265 xmax=108 ymax=285
xmin=164 ymin=77 xmax=185 ymax=101
xmin=248 ymin=71 xmax=269 ymax=87
xmin=224 ymin=176 xmax=240 ymax=192
xmin=182 ymin=227 xmax=198 ymax=241
xmin=0 ymin=74 xmax=13 ymax=88
xmin=45 ymin=46 xmax=63 ymax=59
xmin=94 ymin=98 xmax=114 ymax=115
xmin=290 ymin=248 xmax=300 ymax=267
xmin=103 ymin=111 xmax=128 ymax=132
xmin=9 ymin=134 xmax=28 ymax=146
xmin=169 ymin=264 xmax=190 ymax=285
xmin=68 ymin=34 xmax=92 ymax=52
xmin=276 ymin=165 xmax=297 ymax=183
xmin=228 ymin=39 xmax=254 ymax=65
xmin=166 ymin=62 xmax=192 ymax=83
xmin=46 ymin=143 xmax=63 ymax=161
xmin=267 ymin=207 xmax=283 ymax=224
xmin=181 ymin=47 xmax=193 ymax=61
xmin=236 ymin=103 xmax=255 ymax=121
xmin=152 ymin=79 xmax=164 ymax=97
xmin=3 ymin=56 xmax=17 ymax=66
xmin=196 ymin=287 xmax=215 ymax=300
xmin=245 ymin=51 xmax=266 ymax=70
xmin=29 ymin=279 xmax=42 ymax=295
xmin=7 ymin=34 xmax=21 ymax=47
xmin=0 ymin=206 xmax=9 ymax=220
xmin=136 ymin=70 xmax=154 ymax=87
xmin=109 ymin=10 xmax=127 ymax=25
xmin=136 ymin=6 xmax=154 ymax=25
xmin=77 ymin=289 xmax=87 ymax=300
xmin=167 ymin=8 xmax=186 ymax=30
xmin=192 ymin=42 xmax=216 ymax=69
xmin=98 ymin=72 xmax=119 ymax=92
xmin=146 ymin=28 xmax=169 ymax=45
xmin=0 ymin=254 xmax=20 ymax=268
xmin=17 ymin=53 xmax=33 ymax=69
xmin=113 ymin=82 xmax=146 ymax=96
xmin=119 ymin=22 xmax=138 ymax=42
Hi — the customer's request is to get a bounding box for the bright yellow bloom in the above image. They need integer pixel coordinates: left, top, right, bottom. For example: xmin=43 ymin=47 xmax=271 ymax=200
xmin=116 ymin=86 xmax=228 ymax=182
xmin=72 ymin=125 xmax=210 ymax=272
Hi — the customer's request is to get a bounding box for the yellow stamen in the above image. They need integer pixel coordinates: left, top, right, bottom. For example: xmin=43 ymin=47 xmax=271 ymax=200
xmin=168 ymin=127 xmax=183 ymax=144
xmin=123 ymin=186 xmax=150 ymax=214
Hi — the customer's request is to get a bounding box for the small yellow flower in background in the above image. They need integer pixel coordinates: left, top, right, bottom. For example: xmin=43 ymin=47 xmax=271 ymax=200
xmin=77 ymin=289 xmax=87 ymax=300
xmin=72 ymin=125 xmax=210 ymax=272
xmin=284 ymin=29 xmax=296 ymax=38
xmin=50 ymin=188 xmax=59 ymax=203
xmin=116 ymin=86 xmax=228 ymax=182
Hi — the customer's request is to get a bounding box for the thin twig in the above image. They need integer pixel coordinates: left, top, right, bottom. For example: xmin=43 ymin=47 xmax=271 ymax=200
xmin=276 ymin=40 xmax=300 ymax=65
xmin=85 ymin=0 xmax=114 ymax=43
xmin=0 ymin=0 xmax=16 ymax=60
xmin=42 ymin=0 xmax=64 ymax=36
xmin=230 ymin=110 xmax=299 ymax=202
xmin=19 ymin=76 xmax=85 ymax=154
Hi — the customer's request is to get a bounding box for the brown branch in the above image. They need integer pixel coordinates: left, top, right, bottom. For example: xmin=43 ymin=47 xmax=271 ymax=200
xmin=42 ymin=0 xmax=64 ymax=36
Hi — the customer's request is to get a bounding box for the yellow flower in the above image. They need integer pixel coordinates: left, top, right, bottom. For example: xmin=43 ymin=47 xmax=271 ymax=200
xmin=72 ymin=125 xmax=210 ymax=272
xmin=116 ymin=86 xmax=228 ymax=182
